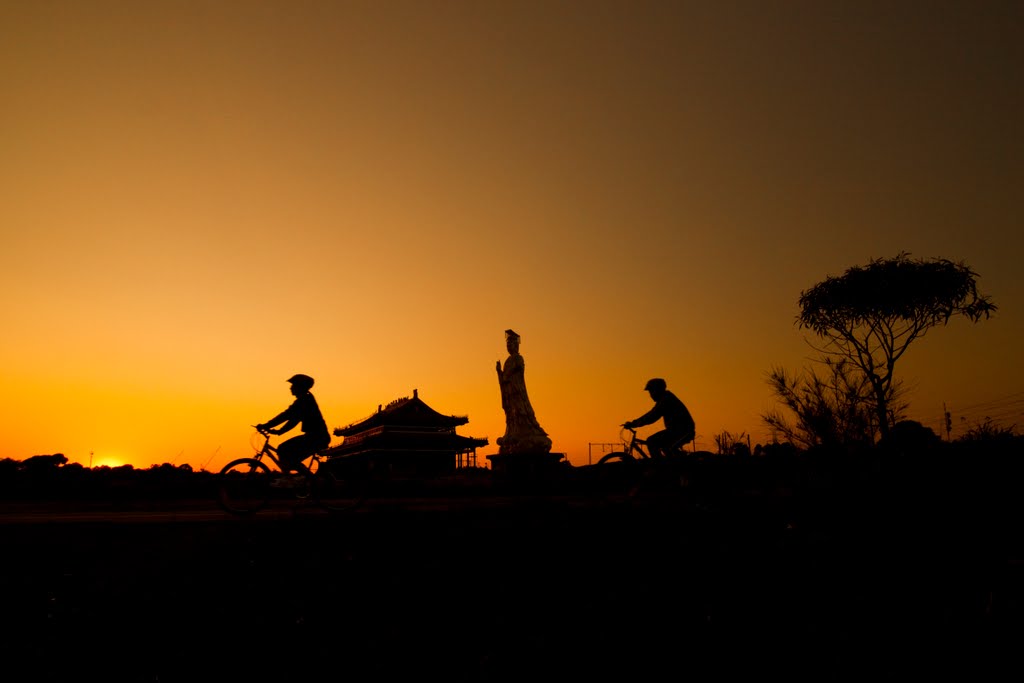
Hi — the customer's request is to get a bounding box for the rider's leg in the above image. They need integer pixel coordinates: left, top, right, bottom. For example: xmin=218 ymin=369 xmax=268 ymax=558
xmin=279 ymin=434 xmax=329 ymax=473
xmin=646 ymin=430 xmax=670 ymax=458
xmin=648 ymin=429 xmax=690 ymax=457
xmin=277 ymin=436 xmax=307 ymax=473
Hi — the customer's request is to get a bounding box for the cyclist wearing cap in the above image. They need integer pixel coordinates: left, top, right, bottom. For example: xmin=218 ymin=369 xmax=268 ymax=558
xmin=257 ymin=374 xmax=331 ymax=473
xmin=623 ymin=378 xmax=696 ymax=458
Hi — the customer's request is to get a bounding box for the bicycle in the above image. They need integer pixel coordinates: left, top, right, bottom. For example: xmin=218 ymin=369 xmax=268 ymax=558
xmin=217 ymin=426 xmax=365 ymax=515
xmin=593 ymin=426 xmax=694 ymax=500
xmin=597 ymin=426 xmax=691 ymax=464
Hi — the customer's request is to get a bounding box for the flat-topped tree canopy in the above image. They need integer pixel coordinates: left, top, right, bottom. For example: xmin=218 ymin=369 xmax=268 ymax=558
xmin=333 ymin=389 xmax=470 ymax=437
xmin=796 ymin=252 xmax=996 ymax=440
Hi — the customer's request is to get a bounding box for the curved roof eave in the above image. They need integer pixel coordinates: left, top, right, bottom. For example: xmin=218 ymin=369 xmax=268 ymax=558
xmin=334 ymin=394 xmax=472 ymax=436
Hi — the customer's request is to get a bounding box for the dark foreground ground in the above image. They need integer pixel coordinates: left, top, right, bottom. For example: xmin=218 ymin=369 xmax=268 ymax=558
xmin=2 ymin=470 xmax=1022 ymax=682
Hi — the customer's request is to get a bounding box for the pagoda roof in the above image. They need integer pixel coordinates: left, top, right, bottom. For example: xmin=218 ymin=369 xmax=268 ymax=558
xmin=333 ymin=389 xmax=471 ymax=437
xmin=325 ymin=429 xmax=488 ymax=458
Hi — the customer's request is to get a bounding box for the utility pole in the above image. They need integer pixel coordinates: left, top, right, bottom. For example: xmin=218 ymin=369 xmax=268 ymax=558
xmin=943 ymin=402 xmax=953 ymax=441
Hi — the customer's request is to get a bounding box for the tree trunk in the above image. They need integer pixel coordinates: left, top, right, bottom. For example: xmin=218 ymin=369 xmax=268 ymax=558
xmin=872 ymin=380 xmax=890 ymax=440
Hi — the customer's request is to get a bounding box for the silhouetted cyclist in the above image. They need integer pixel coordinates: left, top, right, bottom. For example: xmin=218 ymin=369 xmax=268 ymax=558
xmin=623 ymin=378 xmax=696 ymax=457
xmin=257 ymin=374 xmax=331 ymax=473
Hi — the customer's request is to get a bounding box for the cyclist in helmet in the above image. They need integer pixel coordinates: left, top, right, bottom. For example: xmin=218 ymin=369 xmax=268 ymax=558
xmin=257 ymin=374 xmax=331 ymax=473
xmin=623 ymin=378 xmax=696 ymax=458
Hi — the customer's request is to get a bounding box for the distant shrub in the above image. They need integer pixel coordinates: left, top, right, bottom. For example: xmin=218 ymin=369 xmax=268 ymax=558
xmin=762 ymin=359 xmax=900 ymax=452
xmin=713 ymin=430 xmax=751 ymax=456
xmin=878 ymin=420 xmax=943 ymax=455
xmin=957 ymin=418 xmax=1018 ymax=444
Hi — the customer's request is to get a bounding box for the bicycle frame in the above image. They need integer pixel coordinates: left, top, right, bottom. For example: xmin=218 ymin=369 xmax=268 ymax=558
xmin=250 ymin=427 xmax=320 ymax=475
xmin=594 ymin=427 xmax=651 ymax=465
xmin=621 ymin=427 xmax=653 ymax=460
xmin=596 ymin=426 xmax=690 ymax=466
xmin=218 ymin=426 xmax=362 ymax=515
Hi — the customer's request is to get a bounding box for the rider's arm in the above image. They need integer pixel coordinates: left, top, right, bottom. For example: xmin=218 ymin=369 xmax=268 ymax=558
xmin=626 ymin=406 xmax=661 ymax=429
xmin=269 ymin=419 xmax=299 ymax=435
xmin=259 ymin=402 xmax=299 ymax=434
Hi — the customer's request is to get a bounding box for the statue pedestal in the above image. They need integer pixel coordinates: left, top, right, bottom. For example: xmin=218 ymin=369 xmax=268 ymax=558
xmin=487 ymin=452 xmax=566 ymax=479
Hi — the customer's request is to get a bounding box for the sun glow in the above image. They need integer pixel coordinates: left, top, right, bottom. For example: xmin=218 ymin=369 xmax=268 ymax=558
xmin=91 ymin=454 xmax=125 ymax=469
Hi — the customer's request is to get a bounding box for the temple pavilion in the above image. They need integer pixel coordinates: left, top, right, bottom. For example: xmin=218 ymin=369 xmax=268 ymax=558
xmin=325 ymin=389 xmax=489 ymax=477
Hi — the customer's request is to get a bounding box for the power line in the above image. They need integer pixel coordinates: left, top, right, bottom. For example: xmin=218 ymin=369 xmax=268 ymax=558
xmin=955 ymin=403 xmax=1024 ymax=422
xmin=936 ymin=391 xmax=1024 ymax=430
xmin=949 ymin=391 xmax=1024 ymax=414
xmin=962 ymin=407 xmax=1023 ymax=424
xmin=953 ymin=401 xmax=1024 ymax=422
xmin=911 ymin=396 xmax=1024 ymax=438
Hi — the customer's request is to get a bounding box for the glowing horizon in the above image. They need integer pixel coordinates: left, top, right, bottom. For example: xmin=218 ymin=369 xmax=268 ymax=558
xmin=2 ymin=2 xmax=1021 ymax=471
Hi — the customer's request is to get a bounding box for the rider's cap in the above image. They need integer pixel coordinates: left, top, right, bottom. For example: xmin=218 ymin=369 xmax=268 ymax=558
xmin=644 ymin=378 xmax=667 ymax=392
xmin=287 ymin=374 xmax=315 ymax=390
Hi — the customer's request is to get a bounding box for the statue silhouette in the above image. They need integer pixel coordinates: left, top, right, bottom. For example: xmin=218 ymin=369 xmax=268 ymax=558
xmin=496 ymin=329 xmax=552 ymax=455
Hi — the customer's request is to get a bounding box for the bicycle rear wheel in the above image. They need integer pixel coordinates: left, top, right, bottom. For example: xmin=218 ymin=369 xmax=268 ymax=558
xmin=218 ymin=458 xmax=273 ymax=514
xmin=588 ymin=451 xmax=643 ymax=501
xmin=314 ymin=470 xmax=367 ymax=512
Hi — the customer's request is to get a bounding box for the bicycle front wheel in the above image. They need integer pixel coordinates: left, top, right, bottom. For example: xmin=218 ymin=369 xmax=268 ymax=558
xmin=597 ymin=451 xmax=634 ymax=465
xmin=218 ymin=458 xmax=273 ymax=514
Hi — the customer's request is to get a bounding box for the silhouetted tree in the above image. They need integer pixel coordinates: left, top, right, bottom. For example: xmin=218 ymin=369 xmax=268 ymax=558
xmin=20 ymin=453 xmax=68 ymax=471
xmin=798 ymin=253 xmax=995 ymax=439
xmin=763 ymin=359 xmax=900 ymax=450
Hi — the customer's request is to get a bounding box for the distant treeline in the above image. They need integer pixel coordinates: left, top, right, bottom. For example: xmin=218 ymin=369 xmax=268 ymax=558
xmin=0 ymin=457 xmax=217 ymax=501
xmin=2 ymin=422 xmax=1021 ymax=507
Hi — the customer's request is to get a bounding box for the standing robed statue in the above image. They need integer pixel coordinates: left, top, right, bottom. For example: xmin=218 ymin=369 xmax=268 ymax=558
xmin=496 ymin=329 xmax=552 ymax=455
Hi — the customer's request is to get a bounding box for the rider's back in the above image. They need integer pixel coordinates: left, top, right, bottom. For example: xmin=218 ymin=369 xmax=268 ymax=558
xmin=659 ymin=390 xmax=695 ymax=440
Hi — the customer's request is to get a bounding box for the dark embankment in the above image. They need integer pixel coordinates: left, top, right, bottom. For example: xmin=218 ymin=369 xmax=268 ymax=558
xmin=1 ymin=442 xmax=1022 ymax=682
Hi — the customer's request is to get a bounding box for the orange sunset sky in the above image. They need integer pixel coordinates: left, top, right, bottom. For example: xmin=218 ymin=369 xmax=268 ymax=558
xmin=2 ymin=1 xmax=1021 ymax=470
